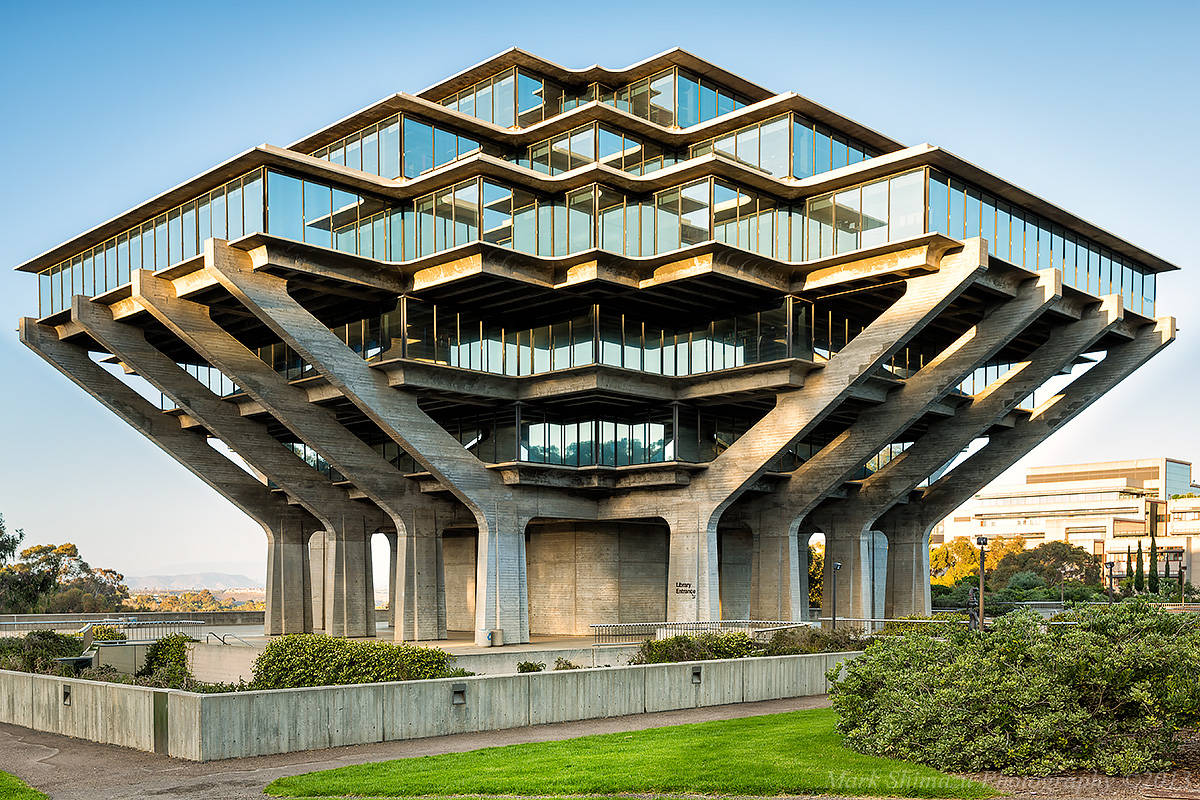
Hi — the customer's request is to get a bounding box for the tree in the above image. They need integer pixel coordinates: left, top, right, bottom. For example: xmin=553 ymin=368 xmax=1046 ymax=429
xmin=807 ymin=543 xmax=824 ymax=607
xmin=1127 ymin=546 xmax=1133 ymax=584
xmin=0 ymin=533 xmax=128 ymax=613
xmin=991 ymin=540 xmax=1102 ymax=589
xmin=930 ymin=537 xmax=1025 ymax=586
xmin=1149 ymin=533 xmax=1160 ymax=594
xmin=0 ymin=515 xmax=21 ymax=566
xmin=1135 ymin=541 xmax=1145 ymax=593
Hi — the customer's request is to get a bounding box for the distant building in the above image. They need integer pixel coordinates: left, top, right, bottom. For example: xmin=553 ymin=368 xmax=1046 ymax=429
xmin=939 ymin=458 xmax=1200 ymax=582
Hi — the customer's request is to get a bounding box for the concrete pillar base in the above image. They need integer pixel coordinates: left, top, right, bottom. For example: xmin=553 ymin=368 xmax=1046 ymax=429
xmin=474 ymin=511 xmax=529 ymax=646
xmin=324 ymin=520 xmax=376 ymax=638
xmin=264 ymin=516 xmax=315 ymax=635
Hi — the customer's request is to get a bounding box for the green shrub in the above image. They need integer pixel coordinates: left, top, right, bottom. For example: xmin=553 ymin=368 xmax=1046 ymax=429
xmin=136 ymin=634 xmax=193 ymax=682
xmin=878 ymin=612 xmax=969 ymax=637
xmin=251 ymin=634 xmax=459 ymax=688
xmin=629 ymin=631 xmax=759 ymax=664
xmin=830 ymin=602 xmax=1200 ymax=776
xmin=553 ymin=657 xmax=581 ymax=670
xmin=516 ymin=660 xmax=545 ymax=673
xmin=763 ymin=625 xmax=873 ymax=656
xmin=89 ymin=624 xmax=126 ymax=642
xmin=0 ymin=630 xmax=83 ymax=673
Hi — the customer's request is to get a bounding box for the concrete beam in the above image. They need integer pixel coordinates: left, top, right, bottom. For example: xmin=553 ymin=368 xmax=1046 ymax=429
xmin=18 ymin=317 xmax=318 ymax=636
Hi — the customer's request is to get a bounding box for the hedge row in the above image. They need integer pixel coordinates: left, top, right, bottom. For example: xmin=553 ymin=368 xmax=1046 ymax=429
xmin=250 ymin=634 xmax=469 ymax=689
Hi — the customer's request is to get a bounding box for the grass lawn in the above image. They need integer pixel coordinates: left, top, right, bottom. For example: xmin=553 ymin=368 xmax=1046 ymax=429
xmin=266 ymin=708 xmax=995 ymax=799
xmin=0 ymin=771 xmax=48 ymax=800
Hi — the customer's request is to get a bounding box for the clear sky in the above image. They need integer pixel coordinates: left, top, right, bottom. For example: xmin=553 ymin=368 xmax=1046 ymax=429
xmin=0 ymin=0 xmax=1195 ymax=583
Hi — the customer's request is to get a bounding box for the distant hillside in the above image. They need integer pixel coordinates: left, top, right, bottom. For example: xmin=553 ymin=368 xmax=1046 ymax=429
xmin=126 ymin=573 xmax=263 ymax=592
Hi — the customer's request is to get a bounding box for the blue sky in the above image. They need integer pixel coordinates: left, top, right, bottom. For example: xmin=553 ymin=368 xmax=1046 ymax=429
xmin=0 ymin=0 xmax=1195 ymax=582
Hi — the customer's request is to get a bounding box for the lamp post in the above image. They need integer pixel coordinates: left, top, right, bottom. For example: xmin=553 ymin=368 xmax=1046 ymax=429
xmin=831 ymin=561 xmax=842 ymax=630
xmin=1105 ymin=562 xmax=1115 ymax=604
xmin=975 ymin=537 xmax=988 ymax=631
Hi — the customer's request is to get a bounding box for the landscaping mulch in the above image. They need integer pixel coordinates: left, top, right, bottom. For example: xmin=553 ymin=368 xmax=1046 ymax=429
xmin=959 ymin=729 xmax=1200 ymax=800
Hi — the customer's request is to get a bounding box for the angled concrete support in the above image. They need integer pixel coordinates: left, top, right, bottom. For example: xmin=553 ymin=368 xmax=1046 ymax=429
xmin=202 ymin=240 xmax=582 ymax=644
xmin=876 ymin=315 xmax=1176 ymax=612
xmin=70 ymin=296 xmax=383 ymax=636
xmin=777 ymin=269 xmax=1060 ymax=526
xmin=626 ymin=240 xmax=991 ymax=621
xmin=18 ymin=317 xmax=320 ymax=635
xmin=811 ymin=293 xmax=1123 ymax=617
xmin=130 ymin=268 xmax=473 ymax=639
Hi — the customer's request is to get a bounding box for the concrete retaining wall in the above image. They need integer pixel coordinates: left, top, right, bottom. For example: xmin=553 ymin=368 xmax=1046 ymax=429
xmin=0 ymin=650 xmax=859 ymax=761
xmin=0 ymin=669 xmax=162 ymax=752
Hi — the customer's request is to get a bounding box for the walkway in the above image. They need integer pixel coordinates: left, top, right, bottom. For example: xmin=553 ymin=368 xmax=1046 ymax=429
xmin=0 ymin=696 xmax=829 ymax=800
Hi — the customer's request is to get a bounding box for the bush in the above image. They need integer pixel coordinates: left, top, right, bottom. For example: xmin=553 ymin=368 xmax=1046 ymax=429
xmin=763 ymin=626 xmax=873 ymax=656
xmin=830 ymin=602 xmax=1200 ymax=776
xmin=553 ymin=657 xmax=581 ymax=670
xmin=629 ymin=631 xmax=759 ymax=664
xmin=136 ymin=633 xmax=193 ymax=683
xmin=0 ymin=630 xmax=83 ymax=673
xmin=251 ymin=634 xmax=459 ymax=688
xmin=89 ymin=624 xmax=126 ymax=642
xmin=516 ymin=660 xmax=545 ymax=673
xmin=879 ymin=613 xmax=969 ymax=637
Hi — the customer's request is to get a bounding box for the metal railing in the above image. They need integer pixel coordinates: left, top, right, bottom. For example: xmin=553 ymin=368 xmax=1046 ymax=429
xmin=0 ymin=618 xmax=205 ymax=644
xmin=591 ymin=619 xmax=799 ymax=646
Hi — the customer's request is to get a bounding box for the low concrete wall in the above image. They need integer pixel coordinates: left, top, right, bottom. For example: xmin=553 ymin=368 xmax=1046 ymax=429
xmin=0 ymin=610 xmax=264 ymax=626
xmin=0 ymin=669 xmax=164 ymax=752
xmin=185 ymin=643 xmax=641 ymax=684
xmin=0 ymin=651 xmax=860 ymax=761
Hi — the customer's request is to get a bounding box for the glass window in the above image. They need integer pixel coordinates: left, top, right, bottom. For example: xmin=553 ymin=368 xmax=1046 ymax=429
xmin=403 ymin=118 xmax=434 ymax=178
xmin=861 ymin=180 xmax=889 ymax=248
xmin=303 ymin=180 xmax=332 ymax=246
xmin=211 ymin=189 xmax=226 ymax=240
xmin=713 ymin=180 xmax=738 ymax=245
xmin=793 ymin=119 xmax=814 ymax=179
xmin=568 ymin=125 xmax=595 ymax=169
xmin=381 ymin=119 xmax=401 ymax=179
xmin=454 ymin=180 xmax=479 ymax=245
xmin=699 ymin=80 xmax=718 ymax=122
xmin=243 ymin=171 xmax=263 ymax=234
xmin=889 ymin=171 xmax=924 ymax=240
xmin=948 ymin=179 xmax=965 ymax=240
xmin=345 ymin=135 xmax=361 ymax=172
xmin=759 ymin=116 xmax=789 ymax=177
xmin=168 ymin=208 xmax=182 ymax=265
xmin=567 ymin=188 xmax=594 ymax=253
xmin=493 ymin=71 xmax=515 ymax=128
xmin=598 ymin=187 xmax=624 ymax=253
xmin=656 ymin=188 xmax=681 ymax=253
xmin=927 ymin=170 xmax=949 ymax=236
xmin=333 ymin=189 xmax=359 ymax=253
xmin=680 ymin=180 xmax=710 ymax=245
xmin=814 ymin=128 xmax=831 ymax=175
xmin=267 ymin=171 xmax=303 ymax=242
xmin=833 ymin=188 xmax=860 ymax=253
xmin=677 ymin=72 xmax=700 ymax=127
xmin=517 ymin=71 xmax=545 ymax=126
xmin=434 ymin=127 xmax=457 ymax=168
xmin=362 ymin=129 xmax=379 ymax=176
xmin=808 ymin=195 xmax=834 ymax=259
xmin=482 ymin=181 xmax=513 ymax=246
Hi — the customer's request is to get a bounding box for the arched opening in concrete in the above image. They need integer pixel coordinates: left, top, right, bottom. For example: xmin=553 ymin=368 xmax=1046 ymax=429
xmin=807 ymin=531 xmax=826 ymax=620
xmin=525 ymin=519 xmax=668 ymax=636
xmin=306 ymin=530 xmax=327 ymax=632
xmin=442 ymin=525 xmax=477 ymax=637
xmin=371 ymin=532 xmax=394 ymax=635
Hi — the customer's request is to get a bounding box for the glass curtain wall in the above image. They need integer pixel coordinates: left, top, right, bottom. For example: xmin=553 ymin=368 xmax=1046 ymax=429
xmin=927 ymin=169 xmax=1154 ymax=314
xmin=690 ymin=113 xmax=878 ymax=180
xmin=309 ymin=114 xmax=480 ymax=180
xmin=440 ymin=66 xmax=748 ymax=129
xmin=511 ymin=121 xmax=679 ymax=176
xmin=39 ymin=169 xmax=265 ymax=316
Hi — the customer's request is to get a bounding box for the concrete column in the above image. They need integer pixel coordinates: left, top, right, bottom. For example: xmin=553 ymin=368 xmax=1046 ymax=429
xmin=747 ymin=513 xmax=805 ymax=621
xmin=812 ymin=510 xmax=887 ymax=625
xmin=386 ymin=533 xmax=398 ymax=631
xmin=882 ymin=528 xmax=933 ymax=618
xmin=473 ymin=510 xmax=530 ymax=646
xmin=324 ymin=516 xmax=376 ymax=638
xmin=394 ymin=509 xmax=446 ymax=641
xmin=664 ymin=510 xmax=720 ymax=622
xmin=264 ymin=515 xmax=315 ymax=635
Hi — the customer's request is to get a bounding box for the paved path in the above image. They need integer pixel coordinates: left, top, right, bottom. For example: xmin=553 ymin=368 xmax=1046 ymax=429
xmin=0 ymin=696 xmax=830 ymax=800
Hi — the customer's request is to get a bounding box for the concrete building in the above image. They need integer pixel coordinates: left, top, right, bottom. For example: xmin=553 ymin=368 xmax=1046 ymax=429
xmin=940 ymin=458 xmax=1200 ymax=583
xmin=15 ymin=49 xmax=1178 ymax=644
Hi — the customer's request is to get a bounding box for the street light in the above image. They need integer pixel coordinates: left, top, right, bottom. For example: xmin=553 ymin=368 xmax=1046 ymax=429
xmin=831 ymin=561 xmax=843 ymax=631
xmin=975 ymin=537 xmax=988 ymax=631
xmin=1105 ymin=562 xmax=1115 ymax=604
